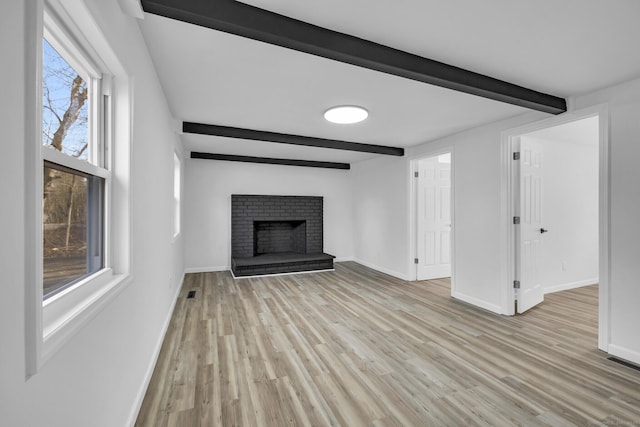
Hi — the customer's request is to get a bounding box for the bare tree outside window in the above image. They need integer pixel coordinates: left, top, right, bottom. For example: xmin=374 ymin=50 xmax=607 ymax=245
xmin=42 ymin=39 xmax=89 ymax=159
xmin=42 ymin=39 xmax=103 ymax=298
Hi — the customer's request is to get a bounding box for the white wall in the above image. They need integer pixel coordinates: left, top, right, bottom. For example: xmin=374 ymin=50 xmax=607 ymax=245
xmin=574 ymin=77 xmax=640 ymax=365
xmin=352 ymin=112 xmax=548 ymax=311
xmin=0 ymin=2 xmax=185 ymax=426
xmin=522 ymin=135 xmax=599 ymax=293
xmin=351 ymin=155 xmax=410 ymax=278
xmin=184 ymin=159 xmax=354 ymax=271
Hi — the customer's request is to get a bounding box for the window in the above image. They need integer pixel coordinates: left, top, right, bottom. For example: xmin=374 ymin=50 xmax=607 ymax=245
xmin=41 ymin=38 xmax=106 ymax=299
xmin=25 ymin=1 xmax=132 ymax=374
xmin=173 ymin=151 xmax=181 ymax=238
xmin=43 ymin=163 xmax=104 ymax=296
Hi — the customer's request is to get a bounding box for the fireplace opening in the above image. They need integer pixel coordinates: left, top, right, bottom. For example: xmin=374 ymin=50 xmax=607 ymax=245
xmin=254 ymin=220 xmax=306 ymax=255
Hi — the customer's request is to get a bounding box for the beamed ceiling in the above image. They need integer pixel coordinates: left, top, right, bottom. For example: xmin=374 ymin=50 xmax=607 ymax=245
xmin=137 ymin=0 xmax=640 ymax=168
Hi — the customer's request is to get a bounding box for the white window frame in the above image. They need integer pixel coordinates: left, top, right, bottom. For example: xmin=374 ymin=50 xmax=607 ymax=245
xmin=173 ymin=151 xmax=182 ymax=239
xmin=42 ymin=16 xmax=109 ymax=299
xmin=25 ymin=0 xmax=132 ymax=376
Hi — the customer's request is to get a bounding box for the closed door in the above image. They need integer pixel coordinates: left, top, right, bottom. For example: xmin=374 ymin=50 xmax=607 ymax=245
xmin=517 ymin=139 xmax=545 ymax=313
xmin=417 ymin=154 xmax=451 ymax=280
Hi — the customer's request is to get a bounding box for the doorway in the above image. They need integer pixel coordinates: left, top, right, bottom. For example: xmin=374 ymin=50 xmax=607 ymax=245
xmin=501 ymin=105 xmax=609 ymax=351
xmin=411 ymin=150 xmax=454 ymax=284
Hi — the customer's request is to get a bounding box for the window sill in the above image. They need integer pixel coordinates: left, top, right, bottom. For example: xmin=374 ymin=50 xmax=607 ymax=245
xmin=41 ymin=268 xmax=131 ymax=366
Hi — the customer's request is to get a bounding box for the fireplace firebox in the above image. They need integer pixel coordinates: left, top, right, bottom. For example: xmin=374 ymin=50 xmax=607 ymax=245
xmin=231 ymin=195 xmax=334 ymax=277
xmin=253 ymin=220 xmax=306 ymax=255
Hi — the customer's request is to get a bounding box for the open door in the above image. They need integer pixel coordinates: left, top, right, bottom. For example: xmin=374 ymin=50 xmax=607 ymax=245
xmin=516 ymin=139 xmax=545 ymax=313
xmin=417 ymin=154 xmax=452 ymax=280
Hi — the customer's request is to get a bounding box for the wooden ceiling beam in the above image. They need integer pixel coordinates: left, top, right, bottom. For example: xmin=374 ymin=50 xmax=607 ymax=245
xmin=190 ymin=152 xmax=351 ymax=170
xmin=183 ymin=122 xmax=405 ymax=156
xmin=142 ymin=0 xmax=567 ymax=114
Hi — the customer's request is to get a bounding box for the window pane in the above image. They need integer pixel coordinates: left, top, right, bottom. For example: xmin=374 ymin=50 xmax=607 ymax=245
xmin=43 ymin=163 xmax=104 ymax=298
xmin=174 ymin=152 xmax=180 ymax=236
xmin=42 ymin=39 xmax=89 ymax=161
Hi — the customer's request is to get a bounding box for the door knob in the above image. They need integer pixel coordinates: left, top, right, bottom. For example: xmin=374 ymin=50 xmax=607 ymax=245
xmin=540 ymin=228 xmax=548 ymax=234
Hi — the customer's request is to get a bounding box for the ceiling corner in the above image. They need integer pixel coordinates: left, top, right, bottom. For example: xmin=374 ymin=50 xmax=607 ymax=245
xmin=118 ymin=0 xmax=144 ymax=19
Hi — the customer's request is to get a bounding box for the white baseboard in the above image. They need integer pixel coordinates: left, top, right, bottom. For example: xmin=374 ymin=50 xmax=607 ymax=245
xmin=544 ymin=277 xmax=599 ymax=294
xmin=334 ymin=257 xmax=355 ymax=263
xmin=608 ymin=344 xmax=640 ymax=366
xmin=126 ymin=270 xmax=184 ymax=427
xmin=185 ymin=265 xmax=229 ymax=274
xmin=451 ymin=291 xmax=502 ymax=315
xmin=352 ymin=258 xmax=409 ymax=281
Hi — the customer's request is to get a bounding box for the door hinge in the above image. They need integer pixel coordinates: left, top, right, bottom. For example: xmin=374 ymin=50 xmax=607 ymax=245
xmin=513 ymin=152 xmax=521 ymax=160
xmin=513 ymin=216 xmax=520 ymax=225
xmin=513 ymin=280 xmax=521 ymax=289
xmin=414 ymin=258 xmax=419 ymax=264
xmin=414 ymin=171 xmax=419 ymax=178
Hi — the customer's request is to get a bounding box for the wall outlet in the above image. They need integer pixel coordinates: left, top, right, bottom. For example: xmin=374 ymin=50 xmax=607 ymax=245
xmin=561 ymin=262 xmax=567 ymax=272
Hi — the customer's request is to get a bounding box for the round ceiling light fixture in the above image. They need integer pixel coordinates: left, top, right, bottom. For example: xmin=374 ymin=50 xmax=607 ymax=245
xmin=324 ymin=105 xmax=369 ymax=124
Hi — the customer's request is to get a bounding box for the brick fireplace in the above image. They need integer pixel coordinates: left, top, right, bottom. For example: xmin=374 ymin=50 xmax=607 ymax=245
xmin=231 ymin=195 xmax=335 ymax=277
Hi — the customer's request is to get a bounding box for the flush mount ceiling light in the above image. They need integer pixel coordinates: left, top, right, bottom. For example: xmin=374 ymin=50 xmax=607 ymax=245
xmin=324 ymin=105 xmax=368 ymax=124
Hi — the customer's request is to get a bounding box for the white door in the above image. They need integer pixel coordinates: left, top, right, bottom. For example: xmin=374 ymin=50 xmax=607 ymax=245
xmin=417 ymin=154 xmax=451 ymax=280
xmin=517 ymin=139 xmax=545 ymax=313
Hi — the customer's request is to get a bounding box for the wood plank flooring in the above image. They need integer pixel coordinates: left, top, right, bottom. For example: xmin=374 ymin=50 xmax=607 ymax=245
xmin=135 ymin=262 xmax=640 ymax=427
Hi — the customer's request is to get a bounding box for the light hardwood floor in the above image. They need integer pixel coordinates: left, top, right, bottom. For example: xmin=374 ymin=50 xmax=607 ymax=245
xmin=135 ymin=262 xmax=640 ymax=427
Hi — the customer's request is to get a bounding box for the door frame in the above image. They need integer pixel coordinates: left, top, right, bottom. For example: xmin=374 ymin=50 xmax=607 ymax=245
xmin=408 ymin=147 xmax=456 ymax=289
xmin=499 ymin=104 xmax=610 ymax=351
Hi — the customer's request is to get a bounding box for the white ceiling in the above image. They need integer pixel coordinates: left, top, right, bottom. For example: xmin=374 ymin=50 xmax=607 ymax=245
xmin=239 ymin=0 xmax=640 ymax=96
xmin=137 ymin=0 xmax=640 ymax=165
